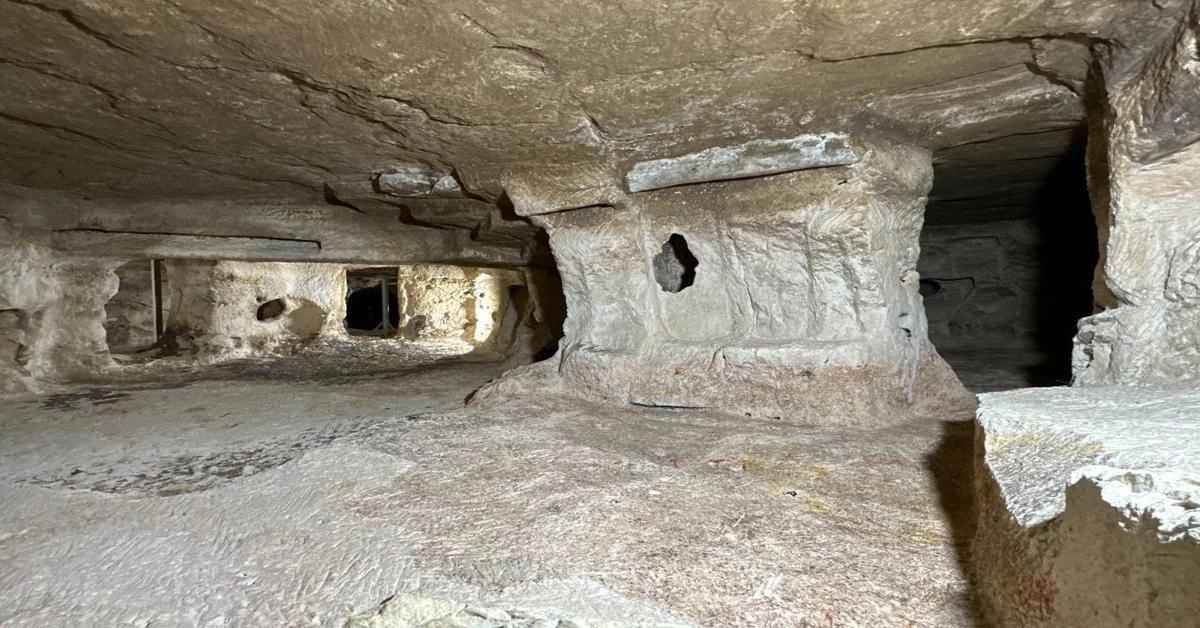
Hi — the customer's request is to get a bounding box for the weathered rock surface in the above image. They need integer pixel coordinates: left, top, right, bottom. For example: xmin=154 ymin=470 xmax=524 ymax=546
xmin=0 ymin=229 xmax=122 ymax=393
xmin=973 ymin=386 xmax=1200 ymax=627
xmin=919 ymin=220 xmax=1044 ymax=351
xmin=162 ymin=261 xmax=552 ymax=362
xmin=0 ymin=0 xmax=1186 ymax=224
xmin=1 ymin=185 xmax=537 ymax=268
xmin=2 ymin=0 xmax=1200 ymax=624
xmin=0 ymin=362 xmax=980 ymax=627
xmin=103 ymin=261 xmax=165 ymax=355
xmin=624 ymin=133 xmax=857 ymax=193
xmin=966 ymin=8 xmax=1200 ymax=626
xmin=0 ymin=252 xmax=554 ymax=393
xmin=345 ymin=588 xmax=692 ymax=628
xmin=163 ymin=260 xmax=347 ymax=357
xmin=1075 ymin=5 xmax=1200 ymax=386
xmin=501 ymin=142 xmax=969 ymax=422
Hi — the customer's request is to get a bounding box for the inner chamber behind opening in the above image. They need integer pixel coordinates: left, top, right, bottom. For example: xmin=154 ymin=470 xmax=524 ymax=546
xmin=919 ymin=130 xmax=1099 ymax=392
xmin=345 ymin=268 xmax=400 ymax=337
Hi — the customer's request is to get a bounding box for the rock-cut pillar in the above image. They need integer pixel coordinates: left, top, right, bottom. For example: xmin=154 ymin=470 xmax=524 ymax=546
xmin=506 ymin=139 xmax=962 ymax=423
xmin=0 ymin=239 xmax=119 ymax=391
xmin=1074 ymin=9 xmax=1200 ymax=387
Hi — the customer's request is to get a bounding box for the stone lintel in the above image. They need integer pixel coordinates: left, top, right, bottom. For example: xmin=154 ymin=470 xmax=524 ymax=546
xmin=624 ymin=133 xmax=858 ymax=193
xmin=505 ymin=165 xmax=626 ymax=218
xmin=49 ymin=229 xmax=322 ymax=262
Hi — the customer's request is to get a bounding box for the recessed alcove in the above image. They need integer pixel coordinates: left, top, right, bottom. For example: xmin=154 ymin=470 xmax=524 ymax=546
xmin=921 ymin=129 xmax=1099 ymax=391
xmin=344 ymin=268 xmax=400 ymax=337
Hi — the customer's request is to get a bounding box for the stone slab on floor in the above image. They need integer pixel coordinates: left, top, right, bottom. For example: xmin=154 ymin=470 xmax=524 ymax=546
xmin=973 ymin=386 xmax=1200 ymax=627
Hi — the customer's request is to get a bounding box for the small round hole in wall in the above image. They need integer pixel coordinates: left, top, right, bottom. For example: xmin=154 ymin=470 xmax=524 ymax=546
xmin=918 ymin=279 xmax=943 ymax=297
xmin=653 ymin=233 xmax=699 ymax=293
xmin=256 ymin=298 xmax=286 ymax=321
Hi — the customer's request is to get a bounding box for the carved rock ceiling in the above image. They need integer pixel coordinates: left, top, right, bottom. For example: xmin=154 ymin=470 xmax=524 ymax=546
xmin=0 ymin=0 xmax=1183 ymax=226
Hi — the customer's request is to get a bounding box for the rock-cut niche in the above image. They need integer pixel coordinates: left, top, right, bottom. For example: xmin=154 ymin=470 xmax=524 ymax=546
xmin=653 ymin=233 xmax=699 ymax=293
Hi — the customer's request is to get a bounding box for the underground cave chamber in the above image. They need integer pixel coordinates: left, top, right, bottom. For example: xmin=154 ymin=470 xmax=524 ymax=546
xmin=90 ymin=259 xmax=563 ymax=367
xmin=1 ymin=1 xmax=1199 ymax=625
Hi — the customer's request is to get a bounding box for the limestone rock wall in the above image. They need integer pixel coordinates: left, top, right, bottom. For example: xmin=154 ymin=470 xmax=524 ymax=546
xmin=396 ymin=265 xmax=477 ymax=342
xmin=0 ymin=241 xmax=50 ymax=395
xmin=103 ymin=261 xmax=173 ymax=355
xmin=164 ymin=260 xmax=348 ymax=358
xmin=0 ymin=232 xmax=120 ymax=394
xmin=0 ymin=248 xmax=557 ymax=393
xmin=918 ymin=220 xmax=1042 ymax=350
xmin=971 ymin=8 xmax=1200 ymax=624
xmin=27 ymin=260 xmax=122 ymax=383
xmin=1074 ymin=6 xmax=1200 ymax=386
xmin=160 ymin=260 xmax=555 ymax=362
xmin=973 ymin=388 xmax=1200 ymax=627
xmin=526 ymin=143 xmax=960 ymax=421
xmin=395 ymin=264 xmax=543 ymax=357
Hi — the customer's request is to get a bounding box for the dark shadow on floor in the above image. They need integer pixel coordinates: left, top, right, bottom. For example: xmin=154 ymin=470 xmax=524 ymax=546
xmin=926 ymin=417 xmax=991 ymax=626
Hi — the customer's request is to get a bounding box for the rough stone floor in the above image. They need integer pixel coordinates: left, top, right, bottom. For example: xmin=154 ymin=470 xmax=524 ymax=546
xmin=938 ymin=348 xmax=1063 ymax=393
xmin=0 ymin=355 xmax=984 ymax=627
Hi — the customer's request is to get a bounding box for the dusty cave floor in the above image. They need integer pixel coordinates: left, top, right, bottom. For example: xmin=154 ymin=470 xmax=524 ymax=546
xmin=0 ymin=356 xmax=983 ymax=627
xmin=937 ymin=347 xmax=1065 ymax=392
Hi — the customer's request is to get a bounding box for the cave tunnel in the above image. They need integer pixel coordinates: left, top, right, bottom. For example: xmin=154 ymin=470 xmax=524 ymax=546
xmin=921 ymin=127 xmax=1100 ymax=392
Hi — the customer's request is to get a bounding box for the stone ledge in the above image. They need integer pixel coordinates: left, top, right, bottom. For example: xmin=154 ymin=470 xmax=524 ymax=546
xmin=625 ymin=133 xmax=858 ymax=193
xmin=973 ymin=386 xmax=1200 ymax=627
xmin=978 ymin=386 xmax=1200 ymax=527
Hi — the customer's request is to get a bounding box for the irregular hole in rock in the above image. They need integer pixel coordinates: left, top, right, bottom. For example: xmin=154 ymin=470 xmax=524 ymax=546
xmin=918 ymin=278 xmax=943 ymax=297
xmin=344 ymin=268 xmax=400 ymax=337
xmin=255 ymin=298 xmax=286 ymax=322
xmin=652 ymin=233 xmax=699 ymax=293
xmin=921 ymin=128 xmax=1098 ymax=391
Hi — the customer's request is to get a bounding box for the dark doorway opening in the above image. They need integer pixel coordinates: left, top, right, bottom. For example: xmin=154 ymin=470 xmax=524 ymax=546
xmin=920 ymin=128 xmax=1098 ymax=391
xmin=104 ymin=260 xmax=168 ymax=355
xmin=345 ymin=268 xmax=400 ymax=337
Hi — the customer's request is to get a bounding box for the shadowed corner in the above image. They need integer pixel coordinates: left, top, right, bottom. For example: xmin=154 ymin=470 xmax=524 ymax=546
xmin=926 ymin=415 xmax=989 ymax=627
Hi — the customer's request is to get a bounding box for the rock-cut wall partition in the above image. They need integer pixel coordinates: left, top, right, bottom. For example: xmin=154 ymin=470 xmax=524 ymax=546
xmin=499 ymin=140 xmax=966 ymax=423
xmin=0 ymin=247 xmax=560 ymax=395
xmin=163 ymin=260 xmax=347 ymax=357
xmin=1073 ymin=3 xmax=1200 ymax=387
xmin=972 ymin=8 xmax=1200 ymax=626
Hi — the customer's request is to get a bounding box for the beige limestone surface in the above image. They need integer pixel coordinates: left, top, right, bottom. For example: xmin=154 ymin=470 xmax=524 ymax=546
xmin=0 ymin=358 xmax=980 ymax=627
xmin=973 ymin=386 xmax=1200 ymax=627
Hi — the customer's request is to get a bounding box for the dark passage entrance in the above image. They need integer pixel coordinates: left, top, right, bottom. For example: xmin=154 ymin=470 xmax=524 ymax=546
xmin=344 ymin=268 xmax=400 ymax=337
xmin=920 ymin=129 xmax=1099 ymax=391
xmin=104 ymin=260 xmax=168 ymax=355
